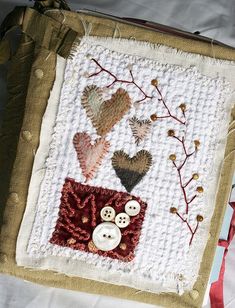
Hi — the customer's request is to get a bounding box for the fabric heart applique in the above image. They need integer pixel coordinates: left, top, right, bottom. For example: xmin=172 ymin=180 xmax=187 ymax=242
xmin=112 ymin=150 xmax=152 ymax=192
xmin=81 ymin=85 xmax=131 ymax=136
xmin=73 ymin=132 xmax=110 ymax=181
xmin=129 ymin=116 xmax=151 ymax=145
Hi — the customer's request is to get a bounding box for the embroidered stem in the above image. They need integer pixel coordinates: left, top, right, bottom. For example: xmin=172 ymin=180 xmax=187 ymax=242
xmin=151 ymin=82 xmax=186 ymax=126
xmin=171 ymin=136 xmax=196 ymax=214
xmin=88 ymin=58 xmax=153 ymax=103
xmin=169 ymin=132 xmax=203 ymax=245
xmin=176 ymin=212 xmax=200 ymax=246
xmin=183 ymin=176 xmax=194 ymax=188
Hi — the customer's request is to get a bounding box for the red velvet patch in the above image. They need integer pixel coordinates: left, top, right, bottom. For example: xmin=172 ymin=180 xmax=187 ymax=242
xmin=50 ymin=178 xmax=147 ymax=262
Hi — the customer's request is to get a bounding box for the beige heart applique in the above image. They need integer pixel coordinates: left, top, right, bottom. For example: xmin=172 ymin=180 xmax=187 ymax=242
xmin=81 ymin=85 xmax=131 ymax=136
xmin=73 ymin=132 xmax=110 ymax=181
xmin=129 ymin=117 xmax=151 ymax=145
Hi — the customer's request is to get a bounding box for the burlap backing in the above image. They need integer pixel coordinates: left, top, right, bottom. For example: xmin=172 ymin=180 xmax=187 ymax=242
xmin=0 ymin=8 xmax=235 ymax=308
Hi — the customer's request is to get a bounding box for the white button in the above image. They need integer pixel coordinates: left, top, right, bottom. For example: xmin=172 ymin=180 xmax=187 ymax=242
xmin=34 ymin=68 xmax=44 ymax=79
xmin=22 ymin=130 xmax=32 ymax=142
xmin=92 ymin=222 xmax=121 ymax=251
xmin=189 ymin=289 xmax=199 ymax=300
xmin=115 ymin=213 xmax=130 ymax=228
xmin=125 ymin=200 xmax=141 ymax=216
xmin=100 ymin=206 xmax=116 ymax=221
xmin=8 ymin=192 xmax=19 ymax=204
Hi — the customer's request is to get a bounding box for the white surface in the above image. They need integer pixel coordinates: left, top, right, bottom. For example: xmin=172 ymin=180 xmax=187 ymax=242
xmin=16 ymin=36 xmax=234 ymax=295
xmin=0 ymin=0 xmax=235 ymax=307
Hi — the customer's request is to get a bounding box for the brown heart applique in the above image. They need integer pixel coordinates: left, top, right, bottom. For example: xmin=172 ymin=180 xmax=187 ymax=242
xmin=112 ymin=150 xmax=152 ymax=192
xmin=129 ymin=117 xmax=152 ymax=145
xmin=73 ymin=132 xmax=110 ymax=181
xmin=81 ymin=85 xmax=131 ymax=136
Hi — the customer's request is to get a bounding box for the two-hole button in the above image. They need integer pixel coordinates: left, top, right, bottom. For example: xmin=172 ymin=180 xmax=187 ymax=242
xmin=125 ymin=200 xmax=141 ymax=216
xmin=92 ymin=222 xmax=121 ymax=251
xmin=93 ymin=199 xmax=142 ymax=251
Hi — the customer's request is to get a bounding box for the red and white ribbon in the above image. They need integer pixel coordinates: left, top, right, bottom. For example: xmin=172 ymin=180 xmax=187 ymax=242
xmin=209 ymin=201 xmax=235 ymax=308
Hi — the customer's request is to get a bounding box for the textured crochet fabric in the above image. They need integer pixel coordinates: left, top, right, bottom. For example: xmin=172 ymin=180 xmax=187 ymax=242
xmin=16 ymin=36 xmax=234 ymax=294
xmin=50 ymin=178 xmax=147 ymax=262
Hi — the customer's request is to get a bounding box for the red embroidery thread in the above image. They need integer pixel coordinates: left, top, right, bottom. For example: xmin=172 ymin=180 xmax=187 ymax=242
xmin=85 ymin=57 xmax=201 ymax=246
xmin=88 ymin=58 xmax=153 ymax=103
xmin=150 ymin=81 xmax=186 ymax=125
xmin=50 ymin=178 xmax=147 ymax=262
xmin=168 ymin=131 xmax=203 ymax=245
xmin=88 ymin=59 xmax=186 ymax=126
xmin=172 ymin=135 xmax=196 ymax=214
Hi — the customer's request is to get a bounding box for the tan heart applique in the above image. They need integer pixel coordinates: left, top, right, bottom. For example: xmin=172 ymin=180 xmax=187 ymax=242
xmin=129 ymin=117 xmax=152 ymax=145
xmin=81 ymin=85 xmax=131 ymax=136
xmin=73 ymin=132 xmax=110 ymax=181
xmin=112 ymin=150 xmax=152 ymax=192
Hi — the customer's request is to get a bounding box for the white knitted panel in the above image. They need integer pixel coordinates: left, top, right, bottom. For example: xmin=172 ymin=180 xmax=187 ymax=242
xmin=21 ymin=38 xmax=233 ymax=293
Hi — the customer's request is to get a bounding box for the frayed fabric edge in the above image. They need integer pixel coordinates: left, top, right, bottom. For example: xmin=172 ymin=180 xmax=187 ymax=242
xmin=70 ymin=35 xmax=235 ymax=70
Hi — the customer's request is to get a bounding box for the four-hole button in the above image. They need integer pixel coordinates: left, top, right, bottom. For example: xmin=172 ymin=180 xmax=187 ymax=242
xmin=115 ymin=213 xmax=130 ymax=228
xmin=100 ymin=206 xmax=116 ymax=221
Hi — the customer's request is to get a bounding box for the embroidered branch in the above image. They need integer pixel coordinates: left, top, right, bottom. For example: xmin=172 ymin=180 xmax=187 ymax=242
xmin=170 ymin=208 xmax=203 ymax=246
xmin=87 ymin=56 xmax=202 ymax=245
xmin=169 ymin=131 xmax=203 ymax=245
xmin=88 ymin=59 xmax=187 ymax=126
xmin=150 ymin=80 xmax=186 ymax=126
xmin=88 ymin=58 xmax=153 ymax=103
